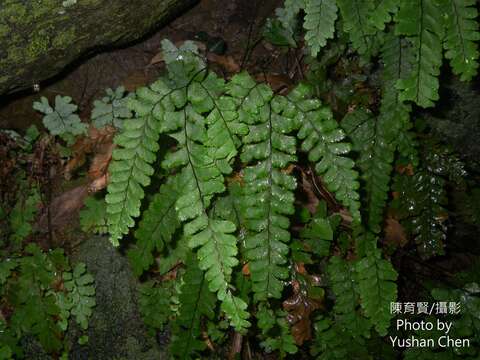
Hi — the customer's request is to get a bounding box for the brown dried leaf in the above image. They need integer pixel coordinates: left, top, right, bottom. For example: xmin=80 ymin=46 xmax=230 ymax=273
xmin=37 ymin=185 xmax=89 ymax=231
xmin=282 ymin=280 xmax=322 ymax=346
xmin=384 ymin=217 xmax=408 ymax=248
xmin=206 ymin=53 xmax=240 ymax=73
xmin=254 ymin=73 xmax=293 ymax=94
xmin=64 ymin=126 xmax=115 ymax=180
xmin=88 ymin=142 xmax=114 ymax=180
xmin=122 ymin=71 xmax=149 ymax=92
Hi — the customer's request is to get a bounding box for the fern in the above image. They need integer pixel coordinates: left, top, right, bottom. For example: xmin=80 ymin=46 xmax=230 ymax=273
xmin=127 ymin=175 xmax=182 ymax=276
xmin=369 ymin=0 xmax=399 ymax=30
xmin=337 ymin=0 xmax=379 ymax=58
xmin=327 ymin=256 xmax=371 ymax=338
xmin=303 ymin=0 xmax=338 ymax=57
xmin=310 ymin=316 xmax=370 ymax=360
xmin=33 ymin=95 xmax=87 ymax=144
xmin=257 ymin=306 xmax=297 ymax=357
xmin=9 ymin=186 xmax=40 ymax=246
xmin=380 ymin=32 xmax=418 ymax=163
xmin=355 ymin=246 xmax=397 ymax=335
xmin=395 ymin=0 xmax=444 ymax=108
xmin=79 ymin=196 xmax=108 ymax=234
xmin=299 ymin=204 xmax=336 ymax=257
xmin=149 ymin=41 xmax=249 ymax=331
xmin=390 ymin=143 xmax=465 ymax=259
xmin=275 ymin=0 xmax=305 ymax=37
xmin=138 ymin=280 xmax=175 ymax=331
xmin=290 ymin=84 xmax=361 ymax=222
xmin=443 ymin=0 xmax=480 ymax=81
xmin=233 ymin=74 xmax=296 ymax=301
xmin=3 ymin=245 xmax=94 ymax=356
xmin=55 ymin=263 xmax=96 ymax=330
xmin=342 ymin=108 xmax=395 ymax=233
xmin=91 ymin=86 xmax=133 ymax=129
xmin=105 ymin=85 xmax=162 ymax=245
xmin=170 ymin=256 xmax=216 ymax=359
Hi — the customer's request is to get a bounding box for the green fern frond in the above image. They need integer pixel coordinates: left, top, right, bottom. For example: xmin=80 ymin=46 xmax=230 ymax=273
xmin=127 ymin=175 xmax=182 ymax=276
xmin=391 ymin=141 xmax=464 ymax=258
xmin=91 ymin=86 xmax=133 ymax=129
xmin=9 ymin=186 xmax=40 ymax=246
xmin=290 ymin=84 xmax=361 ymax=223
xmin=369 ymin=0 xmax=399 ymax=30
xmin=355 ymin=246 xmax=397 ymax=335
xmin=170 ymin=256 xmax=216 ymax=359
xmin=206 ymin=74 xmax=249 ymax=169
xmin=105 ymin=90 xmax=162 ymax=245
xmin=395 ymin=0 xmax=444 ymax=108
xmin=310 ymin=316 xmax=370 ymax=360
xmin=327 ymin=256 xmax=371 ymax=338
xmin=337 ymin=0 xmax=379 ymax=57
xmin=299 ymin=207 xmax=336 ymax=257
xmin=303 ymin=0 xmax=338 ymax=57
xmin=151 ymin=43 xmax=249 ymax=331
xmin=234 ymin=74 xmax=296 ymax=301
xmin=160 ymin=107 xmax=249 ymax=330
xmin=443 ymin=0 xmax=480 ymax=81
xmin=380 ymin=32 xmax=419 ymax=165
xmin=138 ymin=280 xmax=175 ymax=331
xmin=79 ymin=196 xmax=108 ymax=234
xmin=33 ymin=95 xmax=87 ymax=144
xmin=257 ymin=306 xmax=298 ymax=357
xmin=342 ymin=108 xmax=394 ymax=233
xmin=275 ymin=0 xmax=305 ymax=37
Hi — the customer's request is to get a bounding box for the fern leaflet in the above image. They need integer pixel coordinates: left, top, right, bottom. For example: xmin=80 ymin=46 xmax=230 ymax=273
xmin=395 ymin=0 xmax=444 ymax=108
xmin=105 ymin=89 xmax=161 ymax=245
xmin=170 ymin=256 xmax=216 ymax=359
xmin=128 ymin=175 xmax=182 ymax=276
xmin=327 ymin=256 xmax=371 ymax=338
xmin=235 ymin=73 xmax=296 ymax=301
xmin=337 ymin=0 xmax=379 ymax=58
xmin=355 ymin=246 xmax=398 ymax=335
xmin=369 ymin=0 xmax=399 ymax=30
xmin=443 ymin=0 xmax=480 ymax=81
xmin=290 ymin=84 xmax=361 ymax=222
xmin=303 ymin=0 xmax=338 ymax=57
xmin=342 ymin=108 xmax=394 ymax=233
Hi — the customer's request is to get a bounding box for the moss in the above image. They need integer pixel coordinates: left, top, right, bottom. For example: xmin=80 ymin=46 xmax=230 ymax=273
xmin=31 ymin=0 xmax=59 ymax=18
xmin=0 ymin=24 xmax=9 ymax=38
xmin=1 ymin=3 xmax=28 ymax=26
xmin=53 ymin=27 xmax=76 ymax=48
xmin=26 ymin=31 xmax=51 ymax=60
xmin=78 ymin=0 xmax=103 ymax=6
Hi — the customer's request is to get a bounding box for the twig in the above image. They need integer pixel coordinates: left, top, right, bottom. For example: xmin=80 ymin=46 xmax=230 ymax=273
xmin=228 ymin=332 xmax=243 ymax=360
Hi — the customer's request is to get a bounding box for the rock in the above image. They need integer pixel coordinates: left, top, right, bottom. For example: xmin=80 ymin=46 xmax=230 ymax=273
xmin=66 ymin=235 xmax=168 ymax=360
xmin=0 ymin=0 xmax=197 ymax=95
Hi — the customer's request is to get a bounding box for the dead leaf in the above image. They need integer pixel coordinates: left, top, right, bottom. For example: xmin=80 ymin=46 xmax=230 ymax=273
xmin=254 ymin=73 xmax=293 ymax=94
xmin=396 ymin=163 xmax=414 ymax=176
xmin=242 ymin=263 xmax=250 ymax=276
xmin=64 ymin=126 xmax=115 ymax=180
xmin=283 ymin=280 xmax=322 ymax=346
xmin=36 ymin=185 xmax=89 ymax=232
xmin=384 ymin=217 xmax=408 ymax=248
xmin=122 ymin=71 xmax=149 ymax=92
xmin=88 ymin=142 xmax=114 ymax=180
xmin=206 ymin=53 xmax=240 ymax=73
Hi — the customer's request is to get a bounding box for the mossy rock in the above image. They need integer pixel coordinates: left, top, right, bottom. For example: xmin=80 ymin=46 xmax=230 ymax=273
xmin=66 ymin=236 xmax=168 ymax=360
xmin=0 ymin=0 xmax=197 ymax=95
